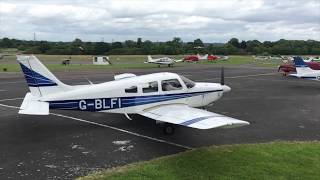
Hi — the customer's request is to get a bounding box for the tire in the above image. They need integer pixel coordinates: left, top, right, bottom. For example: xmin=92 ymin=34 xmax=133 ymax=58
xmin=163 ymin=124 xmax=175 ymax=135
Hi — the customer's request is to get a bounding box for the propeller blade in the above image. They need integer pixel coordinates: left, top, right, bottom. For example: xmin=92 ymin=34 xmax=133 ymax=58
xmin=220 ymin=66 xmax=224 ymax=85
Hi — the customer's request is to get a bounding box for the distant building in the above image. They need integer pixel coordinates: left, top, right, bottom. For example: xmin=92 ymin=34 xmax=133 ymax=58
xmin=93 ymin=56 xmax=110 ymax=65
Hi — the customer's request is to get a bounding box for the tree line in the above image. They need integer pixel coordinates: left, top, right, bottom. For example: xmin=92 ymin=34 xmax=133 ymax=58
xmin=0 ymin=37 xmax=319 ymax=55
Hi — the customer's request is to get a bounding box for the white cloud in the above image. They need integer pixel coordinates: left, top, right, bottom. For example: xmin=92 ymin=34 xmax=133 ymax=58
xmin=0 ymin=0 xmax=319 ymax=42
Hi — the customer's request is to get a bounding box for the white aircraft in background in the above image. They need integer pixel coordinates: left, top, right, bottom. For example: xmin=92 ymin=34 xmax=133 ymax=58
xmin=17 ymin=55 xmax=249 ymax=134
xmin=0 ymin=53 xmax=13 ymax=60
xmin=303 ymin=56 xmax=320 ymax=62
xmin=291 ymin=56 xmax=320 ymax=80
xmin=197 ymin=54 xmax=208 ymax=60
xmin=145 ymin=55 xmax=182 ymax=67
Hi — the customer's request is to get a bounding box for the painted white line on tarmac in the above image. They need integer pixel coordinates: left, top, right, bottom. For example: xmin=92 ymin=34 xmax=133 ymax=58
xmin=0 ymin=102 xmax=192 ymax=150
xmin=0 ymin=103 xmax=19 ymax=109
xmin=51 ymin=113 xmax=192 ymax=150
xmin=0 ymin=97 xmax=23 ymax=102
xmin=0 ymin=81 xmax=25 ymax=85
xmin=240 ymin=77 xmax=320 ymax=85
xmin=199 ymin=72 xmax=278 ymax=81
xmin=0 ymin=90 xmax=7 ymax=92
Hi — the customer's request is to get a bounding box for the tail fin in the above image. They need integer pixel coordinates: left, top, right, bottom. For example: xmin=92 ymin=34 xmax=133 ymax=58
xmin=293 ymin=56 xmax=317 ymax=75
xmin=147 ymin=55 xmax=153 ymax=62
xmin=17 ymin=55 xmax=71 ymax=97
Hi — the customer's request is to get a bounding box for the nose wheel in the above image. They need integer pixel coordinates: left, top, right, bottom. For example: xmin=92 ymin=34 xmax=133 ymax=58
xmin=163 ymin=123 xmax=175 ymax=135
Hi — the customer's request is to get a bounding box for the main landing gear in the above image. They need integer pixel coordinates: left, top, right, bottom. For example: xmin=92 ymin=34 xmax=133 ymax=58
xmin=156 ymin=121 xmax=175 ymax=135
xmin=162 ymin=123 xmax=175 ymax=135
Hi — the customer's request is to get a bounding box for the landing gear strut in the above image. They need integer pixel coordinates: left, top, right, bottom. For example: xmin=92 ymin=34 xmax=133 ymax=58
xmin=163 ymin=123 xmax=175 ymax=135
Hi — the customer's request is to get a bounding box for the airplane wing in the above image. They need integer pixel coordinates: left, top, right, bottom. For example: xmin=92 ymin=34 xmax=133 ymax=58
xmin=174 ymin=59 xmax=184 ymax=63
xmin=138 ymin=104 xmax=249 ymax=129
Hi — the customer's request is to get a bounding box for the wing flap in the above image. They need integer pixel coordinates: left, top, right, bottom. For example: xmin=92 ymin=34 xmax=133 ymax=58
xmin=139 ymin=104 xmax=249 ymax=129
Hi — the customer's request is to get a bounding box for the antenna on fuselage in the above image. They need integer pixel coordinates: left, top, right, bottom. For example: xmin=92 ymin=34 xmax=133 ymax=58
xmin=220 ymin=66 xmax=224 ymax=85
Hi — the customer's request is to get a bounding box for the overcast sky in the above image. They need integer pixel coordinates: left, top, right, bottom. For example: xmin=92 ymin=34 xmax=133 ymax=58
xmin=0 ymin=0 xmax=319 ymax=42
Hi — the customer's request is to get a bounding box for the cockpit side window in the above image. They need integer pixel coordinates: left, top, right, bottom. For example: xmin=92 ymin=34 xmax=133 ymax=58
xmin=142 ymin=81 xmax=158 ymax=93
xmin=180 ymin=75 xmax=195 ymax=89
xmin=162 ymin=79 xmax=182 ymax=91
xmin=125 ymin=86 xmax=138 ymax=93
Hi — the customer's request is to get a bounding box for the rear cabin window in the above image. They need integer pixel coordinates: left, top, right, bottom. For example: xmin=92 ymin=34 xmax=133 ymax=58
xmin=142 ymin=81 xmax=158 ymax=93
xmin=162 ymin=79 xmax=182 ymax=91
xmin=125 ymin=86 xmax=138 ymax=93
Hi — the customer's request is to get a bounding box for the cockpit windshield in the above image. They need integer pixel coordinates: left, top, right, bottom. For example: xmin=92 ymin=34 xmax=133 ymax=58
xmin=180 ymin=75 xmax=195 ymax=89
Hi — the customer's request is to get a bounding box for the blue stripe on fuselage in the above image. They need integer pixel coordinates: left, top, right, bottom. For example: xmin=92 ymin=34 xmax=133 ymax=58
xmin=48 ymin=90 xmax=222 ymax=111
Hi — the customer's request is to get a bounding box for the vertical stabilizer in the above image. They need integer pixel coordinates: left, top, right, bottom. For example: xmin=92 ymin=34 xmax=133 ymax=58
xmin=293 ymin=56 xmax=317 ymax=76
xmin=17 ymin=55 xmax=71 ymax=97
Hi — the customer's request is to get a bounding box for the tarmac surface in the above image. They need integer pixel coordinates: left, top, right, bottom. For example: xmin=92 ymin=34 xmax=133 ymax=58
xmin=0 ymin=65 xmax=320 ymax=179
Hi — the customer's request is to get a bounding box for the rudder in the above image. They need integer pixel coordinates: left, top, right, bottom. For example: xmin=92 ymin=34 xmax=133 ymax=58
xmin=17 ymin=55 xmax=71 ymax=97
xmin=293 ymin=56 xmax=316 ymax=76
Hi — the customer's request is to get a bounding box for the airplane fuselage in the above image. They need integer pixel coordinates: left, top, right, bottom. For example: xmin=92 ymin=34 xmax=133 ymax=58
xmin=40 ymin=72 xmax=229 ymax=114
xmin=146 ymin=57 xmax=176 ymax=65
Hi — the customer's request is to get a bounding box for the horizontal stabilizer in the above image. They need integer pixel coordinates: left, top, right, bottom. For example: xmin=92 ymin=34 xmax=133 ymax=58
xmin=19 ymin=93 xmax=49 ymax=115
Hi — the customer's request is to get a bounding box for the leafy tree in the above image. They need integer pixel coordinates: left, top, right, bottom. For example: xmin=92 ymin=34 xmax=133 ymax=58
xmin=0 ymin=37 xmax=319 ymax=55
xmin=225 ymin=44 xmax=238 ymax=54
xmin=94 ymin=42 xmax=110 ymax=55
xmin=240 ymin=40 xmax=247 ymax=49
xmin=228 ymin=38 xmax=240 ymax=48
xmin=125 ymin=40 xmax=136 ymax=48
xmin=193 ymin=38 xmax=204 ymax=47
xmin=0 ymin=37 xmax=13 ymax=48
xmin=246 ymin=40 xmax=262 ymax=54
xmin=137 ymin=38 xmax=142 ymax=48
xmin=38 ymin=41 xmax=50 ymax=53
xmin=142 ymin=40 xmax=153 ymax=54
xmin=111 ymin=42 xmax=123 ymax=49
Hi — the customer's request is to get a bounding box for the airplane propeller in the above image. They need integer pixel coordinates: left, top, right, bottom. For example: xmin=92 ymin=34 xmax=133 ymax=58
xmin=220 ymin=66 xmax=224 ymax=85
xmin=220 ymin=66 xmax=231 ymax=92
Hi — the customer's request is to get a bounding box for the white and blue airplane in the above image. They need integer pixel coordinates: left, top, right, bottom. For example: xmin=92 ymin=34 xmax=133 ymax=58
xmin=145 ymin=55 xmax=182 ymax=67
xmin=17 ymin=55 xmax=249 ymax=134
xmin=291 ymin=56 xmax=320 ymax=80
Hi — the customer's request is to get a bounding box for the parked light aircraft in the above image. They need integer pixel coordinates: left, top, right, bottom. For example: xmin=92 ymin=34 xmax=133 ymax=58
xmin=198 ymin=54 xmax=208 ymax=60
xmin=183 ymin=54 xmax=208 ymax=62
xmin=278 ymin=61 xmax=320 ymax=76
xmin=303 ymin=56 xmax=320 ymax=63
xmin=0 ymin=54 xmax=12 ymax=60
xmin=290 ymin=56 xmax=320 ymax=80
xmin=145 ymin=55 xmax=182 ymax=67
xmin=17 ymin=55 xmax=249 ymax=134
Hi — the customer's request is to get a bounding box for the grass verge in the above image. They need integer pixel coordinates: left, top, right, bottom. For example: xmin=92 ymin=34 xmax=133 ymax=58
xmin=78 ymin=141 xmax=320 ymax=180
xmin=0 ymin=55 xmax=277 ymax=72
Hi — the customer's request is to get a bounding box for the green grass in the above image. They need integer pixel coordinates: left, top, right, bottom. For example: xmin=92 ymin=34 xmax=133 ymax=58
xmin=0 ymin=55 xmax=283 ymax=72
xmin=0 ymin=48 xmax=18 ymax=53
xmin=78 ymin=141 xmax=320 ymax=180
